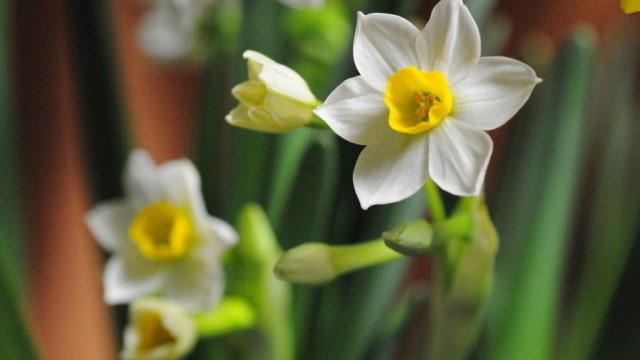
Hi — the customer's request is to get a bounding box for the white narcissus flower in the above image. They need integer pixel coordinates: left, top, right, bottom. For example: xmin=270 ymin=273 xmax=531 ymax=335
xmin=137 ymin=0 xmax=215 ymax=62
xmin=86 ymin=149 xmax=237 ymax=312
xmin=121 ymin=298 xmax=197 ymax=360
xmin=278 ymin=0 xmax=325 ymax=9
xmin=226 ymin=50 xmax=320 ymax=133
xmin=314 ymin=0 xmax=541 ymax=209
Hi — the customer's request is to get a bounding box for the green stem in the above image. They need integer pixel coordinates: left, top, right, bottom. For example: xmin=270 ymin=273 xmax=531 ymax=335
xmin=331 ymin=239 xmax=405 ymax=276
xmin=425 ymin=179 xmax=446 ymax=223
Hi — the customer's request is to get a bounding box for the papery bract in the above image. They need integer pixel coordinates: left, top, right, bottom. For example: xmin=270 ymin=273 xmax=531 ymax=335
xmin=86 ymin=149 xmax=237 ymax=312
xmin=314 ymin=0 xmax=540 ymax=209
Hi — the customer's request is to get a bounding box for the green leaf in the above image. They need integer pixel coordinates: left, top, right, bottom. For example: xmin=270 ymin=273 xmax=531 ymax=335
xmin=0 ymin=1 xmax=40 ymax=357
xmin=557 ymin=31 xmax=640 ymax=360
xmin=483 ymin=26 xmax=598 ymax=360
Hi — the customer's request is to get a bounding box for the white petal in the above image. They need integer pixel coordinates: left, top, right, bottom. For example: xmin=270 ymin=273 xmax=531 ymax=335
xmin=353 ymin=133 xmax=430 ymax=209
xmin=201 ymin=215 xmax=238 ymax=249
xmin=85 ymin=200 xmax=134 ymax=252
xmin=165 ymin=259 xmax=225 ymax=312
xmin=264 ymin=90 xmax=314 ymax=128
xmin=452 ymin=56 xmax=541 ymax=130
xmin=124 ymin=149 xmax=162 ymax=209
xmin=136 ymin=3 xmax=192 ymax=62
xmin=243 ymin=50 xmax=276 ymax=81
xmin=428 ymin=119 xmax=492 ymax=196
xmin=260 ymin=62 xmax=317 ymax=105
xmin=313 ymin=76 xmax=392 ymax=145
xmin=158 ymin=158 xmax=208 ymax=223
xmin=416 ymin=0 xmax=480 ymax=84
xmin=226 ymin=105 xmax=285 ymax=133
xmin=103 ymin=255 xmax=164 ymax=305
xmin=354 ymin=12 xmax=420 ymax=90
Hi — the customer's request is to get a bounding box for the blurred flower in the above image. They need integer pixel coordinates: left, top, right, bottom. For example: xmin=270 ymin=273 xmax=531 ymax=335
xmin=621 ymin=0 xmax=640 ymax=13
xmin=314 ymin=0 xmax=540 ymax=209
xmin=226 ymin=50 xmax=320 ymax=133
xmin=86 ymin=149 xmax=237 ymax=312
xmin=121 ymin=298 xmax=197 ymax=360
xmin=137 ymin=0 xmax=215 ymax=62
xmin=278 ymin=0 xmax=325 ymax=9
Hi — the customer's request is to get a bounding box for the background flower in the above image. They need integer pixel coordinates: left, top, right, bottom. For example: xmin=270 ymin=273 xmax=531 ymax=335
xmin=86 ymin=149 xmax=237 ymax=312
xmin=121 ymin=297 xmax=197 ymax=360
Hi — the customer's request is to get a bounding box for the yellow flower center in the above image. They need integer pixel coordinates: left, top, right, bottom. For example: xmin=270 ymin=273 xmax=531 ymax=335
xmin=384 ymin=66 xmax=452 ymax=135
xmin=129 ymin=202 xmax=194 ymax=262
xmin=136 ymin=311 xmax=177 ymax=354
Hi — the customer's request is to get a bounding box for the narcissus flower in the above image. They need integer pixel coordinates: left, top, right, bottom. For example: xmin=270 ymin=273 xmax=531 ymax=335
xmin=137 ymin=0 xmax=215 ymax=62
xmin=121 ymin=298 xmax=197 ymax=360
xmin=86 ymin=149 xmax=237 ymax=312
xmin=621 ymin=0 xmax=640 ymax=13
xmin=314 ymin=0 xmax=540 ymax=209
xmin=226 ymin=50 xmax=320 ymax=133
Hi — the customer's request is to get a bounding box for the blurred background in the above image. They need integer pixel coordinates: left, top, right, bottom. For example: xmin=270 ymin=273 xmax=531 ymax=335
xmin=1 ymin=0 xmax=640 ymax=359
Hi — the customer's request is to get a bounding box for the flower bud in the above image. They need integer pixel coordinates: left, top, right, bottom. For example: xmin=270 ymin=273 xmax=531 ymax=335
xmin=121 ymin=298 xmax=197 ymax=360
xmin=382 ymin=219 xmax=434 ymax=256
xmin=226 ymin=50 xmax=320 ymax=133
xmin=274 ymin=243 xmax=336 ymax=285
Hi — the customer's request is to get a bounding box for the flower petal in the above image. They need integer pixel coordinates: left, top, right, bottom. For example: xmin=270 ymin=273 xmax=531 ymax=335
xmin=264 ymin=90 xmax=314 ymax=128
xmin=354 ymin=12 xmax=420 ymax=90
xmin=260 ymin=62 xmax=317 ymax=105
xmin=428 ymin=119 xmax=492 ymax=196
xmin=416 ymin=0 xmax=480 ymax=84
xmin=226 ymin=105 xmax=286 ymax=133
xmin=85 ymin=200 xmax=134 ymax=252
xmin=243 ymin=50 xmax=276 ymax=81
xmin=452 ymin=56 xmax=540 ymax=130
xmin=103 ymin=255 xmax=164 ymax=305
xmin=124 ymin=149 xmax=162 ymax=209
xmin=158 ymin=158 xmax=208 ymax=225
xmin=201 ymin=215 xmax=239 ymax=249
xmin=313 ymin=76 xmax=392 ymax=145
xmin=165 ymin=259 xmax=225 ymax=312
xmin=353 ymin=133 xmax=430 ymax=209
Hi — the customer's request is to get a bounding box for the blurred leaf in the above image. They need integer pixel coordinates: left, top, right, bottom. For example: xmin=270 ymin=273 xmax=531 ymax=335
xmin=70 ymin=0 xmax=129 ymax=200
xmin=0 ymin=1 xmax=39 ymax=357
xmin=232 ymin=203 xmax=294 ymax=360
xmin=483 ymin=27 xmax=598 ymax=360
xmin=557 ymin=31 xmax=640 ymax=360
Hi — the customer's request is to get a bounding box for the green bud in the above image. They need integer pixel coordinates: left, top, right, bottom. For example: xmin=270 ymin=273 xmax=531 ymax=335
xmin=274 ymin=243 xmax=336 ymax=285
xmin=382 ymin=219 xmax=434 ymax=256
xmin=275 ymin=239 xmax=404 ymax=285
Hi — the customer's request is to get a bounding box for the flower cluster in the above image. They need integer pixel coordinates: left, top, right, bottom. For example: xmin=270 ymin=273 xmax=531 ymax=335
xmin=86 ymin=150 xmax=238 ymax=358
xmin=87 ymin=149 xmax=237 ymax=312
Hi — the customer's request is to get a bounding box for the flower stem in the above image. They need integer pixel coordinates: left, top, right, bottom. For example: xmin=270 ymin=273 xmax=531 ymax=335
xmin=424 ymin=179 xmax=446 ymax=224
xmin=331 ymin=239 xmax=405 ymax=276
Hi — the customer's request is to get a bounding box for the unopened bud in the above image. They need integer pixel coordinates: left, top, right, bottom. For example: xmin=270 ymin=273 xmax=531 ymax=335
xmin=274 ymin=243 xmax=336 ymax=285
xmin=382 ymin=219 xmax=434 ymax=256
